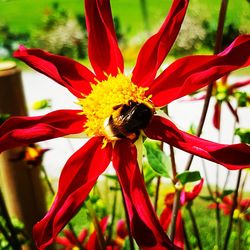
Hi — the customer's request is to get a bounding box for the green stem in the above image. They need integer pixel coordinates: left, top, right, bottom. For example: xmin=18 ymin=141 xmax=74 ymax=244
xmin=169 ymin=183 xmax=181 ymax=241
xmin=154 ymin=176 xmax=161 ymax=212
xmin=120 ymin=188 xmax=135 ymax=250
xmin=164 ymin=106 xmax=178 ymax=181
xmin=237 ymin=219 xmax=242 ymax=250
xmin=41 ymin=165 xmax=84 ymax=249
xmin=182 ymin=220 xmax=192 ymax=250
xmin=41 ymin=165 xmax=55 ymax=196
xmin=185 ymin=0 xmax=229 ymax=171
xmin=85 ymin=200 xmax=106 ymax=250
xmin=0 ymin=221 xmax=14 ymax=246
xmin=201 ymin=160 xmax=215 ymax=200
xmin=239 ymin=171 xmax=248 ymax=201
xmin=215 ymin=200 xmax=222 ymax=250
xmin=154 ymin=141 xmax=164 ymax=212
xmin=223 ymin=169 xmax=242 ymax=250
xmin=107 ymin=182 xmax=118 ymax=243
xmin=139 ymin=0 xmax=150 ymax=33
xmin=186 ymin=203 xmax=203 ymax=250
xmin=0 ymin=190 xmax=22 ymax=250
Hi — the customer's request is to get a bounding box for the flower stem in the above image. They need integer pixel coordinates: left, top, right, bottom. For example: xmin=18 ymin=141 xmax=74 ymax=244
xmin=201 ymin=160 xmax=214 ymax=200
xmin=85 ymin=200 xmax=106 ymax=250
xmin=139 ymin=0 xmax=150 ymax=33
xmin=154 ymin=141 xmax=164 ymax=212
xmin=182 ymin=221 xmax=192 ymax=250
xmin=41 ymin=165 xmax=84 ymax=249
xmin=215 ymin=199 xmax=222 ymax=250
xmin=185 ymin=0 xmax=229 ymax=171
xmin=154 ymin=176 xmax=161 ymax=212
xmin=169 ymin=183 xmax=181 ymax=241
xmin=164 ymin=106 xmax=177 ymax=180
xmin=0 ymin=190 xmax=22 ymax=250
xmin=169 ymin=145 xmax=177 ymax=181
xmin=186 ymin=203 xmax=203 ymax=250
xmin=120 ymin=187 xmax=135 ymax=250
xmin=41 ymin=165 xmax=55 ymax=196
xmin=223 ymin=169 xmax=242 ymax=250
xmin=237 ymin=219 xmax=243 ymax=250
xmin=107 ymin=182 xmax=118 ymax=243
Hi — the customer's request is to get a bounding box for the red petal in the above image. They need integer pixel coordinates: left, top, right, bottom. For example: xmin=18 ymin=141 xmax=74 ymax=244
xmin=174 ymin=212 xmax=184 ymax=249
xmin=63 ymin=229 xmax=79 ymax=245
xmin=0 ymin=110 xmax=84 ymax=153
xmin=116 ymin=219 xmax=128 ymax=239
xmin=78 ymin=229 xmax=88 ymax=244
xmin=14 ymin=46 xmax=94 ymax=97
xmin=213 ymin=102 xmax=221 ymax=130
xmin=33 ymin=137 xmax=112 ymax=250
xmin=149 ymin=35 xmax=250 ymax=107
xmin=228 ymin=78 xmax=250 ymax=92
xmin=132 ymin=0 xmax=188 ymax=87
xmin=145 ymin=116 xmax=250 ymax=170
xmin=85 ymin=0 xmax=124 ymax=79
xmin=159 ymin=206 xmax=172 ymax=232
xmin=159 ymin=208 xmax=184 ymax=249
xmin=86 ymin=216 xmax=109 ymax=250
xmin=55 ymin=236 xmax=72 ymax=247
xmin=113 ymin=140 xmax=178 ymax=250
xmin=240 ymin=199 xmax=250 ymax=210
xmin=184 ymin=178 xmax=204 ymax=202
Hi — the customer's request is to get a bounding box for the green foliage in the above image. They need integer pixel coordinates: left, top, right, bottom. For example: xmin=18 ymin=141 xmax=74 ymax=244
xmin=144 ymin=140 xmax=171 ymax=178
xmin=0 ymin=114 xmax=10 ymax=125
xmin=234 ymin=91 xmax=250 ymax=107
xmin=235 ymin=128 xmax=250 ymax=144
xmin=183 ymin=198 xmax=250 ymax=250
xmin=32 ymin=99 xmax=52 ymax=110
xmin=0 ymin=23 xmax=29 ymax=59
xmin=29 ymin=2 xmax=87 ymax=59
xmin=0 ymin=0 xmax=250 ymax=60
xmin=176 ymin=171 xmax=201 ymax=185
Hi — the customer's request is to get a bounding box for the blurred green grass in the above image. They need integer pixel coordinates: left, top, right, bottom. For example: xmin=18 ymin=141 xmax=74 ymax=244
xmin=1 ymin=0 xmax=249 ymax=37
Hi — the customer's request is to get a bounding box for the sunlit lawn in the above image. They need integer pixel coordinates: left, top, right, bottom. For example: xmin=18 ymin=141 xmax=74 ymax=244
xmin=1 ymin=0 xmax=250 ymax=37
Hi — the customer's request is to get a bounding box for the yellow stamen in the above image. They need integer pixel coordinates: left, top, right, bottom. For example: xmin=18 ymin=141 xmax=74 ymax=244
xmin=78 ymin=73 xmax=152 ymax=142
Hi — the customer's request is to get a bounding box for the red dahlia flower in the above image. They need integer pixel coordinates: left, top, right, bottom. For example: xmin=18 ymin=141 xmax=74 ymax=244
xmin=1 ymin=0 xmax=250 ymax=249
xmin=212 ymin=75 xmax=250 ymax=129
xmin=160 ymin=179 xmax=204 ymax=249
xmin=56 ymin=216 xmax=109 ymax=250
xmin=209 ymin=195 xmax=250 ymax=222
xmin=187 ymin=74 xmax=250 ymax=129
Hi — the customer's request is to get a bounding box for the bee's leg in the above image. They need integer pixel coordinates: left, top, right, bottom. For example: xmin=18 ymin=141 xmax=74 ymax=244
xmin=127 ymin=130 xmax=140 ymax=142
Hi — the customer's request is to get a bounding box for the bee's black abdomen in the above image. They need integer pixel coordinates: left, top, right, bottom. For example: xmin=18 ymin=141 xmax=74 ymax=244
xmin=108 ymin=100 xmax=153 ymax=141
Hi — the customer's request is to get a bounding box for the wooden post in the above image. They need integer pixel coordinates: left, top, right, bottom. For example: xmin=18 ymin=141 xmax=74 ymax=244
xmin=0 ymin=62 xmax=47 ymax=250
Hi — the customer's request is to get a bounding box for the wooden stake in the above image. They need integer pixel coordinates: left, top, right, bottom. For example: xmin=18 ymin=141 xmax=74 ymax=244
xmin=0 ymin=62 xmax=47 ymax=250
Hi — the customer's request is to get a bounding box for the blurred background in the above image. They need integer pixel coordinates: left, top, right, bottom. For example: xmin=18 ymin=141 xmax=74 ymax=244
xmin=0 ymin=0 xmax=250 ymax=249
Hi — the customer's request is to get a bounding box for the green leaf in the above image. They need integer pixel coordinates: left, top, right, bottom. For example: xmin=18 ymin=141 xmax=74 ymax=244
xmin=142 ymin=160 xmax=157 ymax=185
xmin=0 ymin=113 xmax=10 ymax=125
xmin=235 ymin=128 xmax=250 ymax=144
xmin=144 ymin=140 xmax=171 ymax=178
xmin=221 ymin=189 xmax=234 ymax=199
xmin=32 ymin=99 xmax=51 ymax=110
xmin=234 ymin=91 xmax=249 ymax=107
xmin=199 ymin=195 xmax=214 ymax=201
xmin=104 ymin=174 xmax=118 ymax=181
xmin=176 ymin=171 xmax=201 ymax=185
xmin=187 ymin=123 xmax=197 ymax=135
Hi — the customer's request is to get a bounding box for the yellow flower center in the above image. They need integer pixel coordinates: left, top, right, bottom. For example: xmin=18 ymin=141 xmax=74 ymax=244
xmin=78 ymin=73 xmax=153 ymax=142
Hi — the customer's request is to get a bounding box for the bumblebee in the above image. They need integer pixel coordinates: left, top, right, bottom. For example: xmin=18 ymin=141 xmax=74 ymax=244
xmin=104 ymin=100 xmax=154 ymax=141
